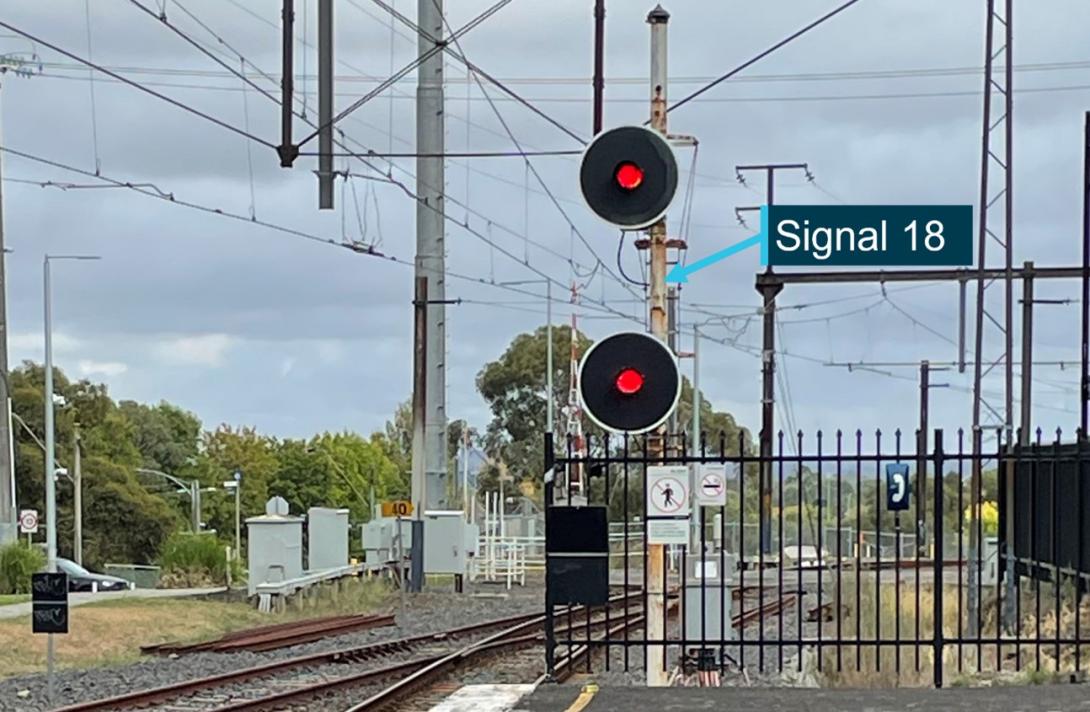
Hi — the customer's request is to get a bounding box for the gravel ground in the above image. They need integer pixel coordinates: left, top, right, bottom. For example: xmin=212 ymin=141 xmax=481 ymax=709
xmin=582 ymin=586 xmax=822 ymax=688
xmin=0 ymin=580 xmax=544 ymax=712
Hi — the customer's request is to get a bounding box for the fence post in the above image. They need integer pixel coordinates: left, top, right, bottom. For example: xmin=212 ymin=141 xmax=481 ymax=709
xmin=544 ymin=432 xmax=556 ymax=679
xmin=932 ymin=428 xmax=945 ymax=688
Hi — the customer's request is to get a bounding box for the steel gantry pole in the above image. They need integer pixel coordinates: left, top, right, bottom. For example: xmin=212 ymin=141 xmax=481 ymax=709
xmin=738 ymin=162 xmax=807 ymax=555
xmin=415 ymin=0 xmax=448 ymax=512
xmin=646 ymin=3 xmax=669 ymax=687
xmin=317 ymin=0 xmax=334 ymax=208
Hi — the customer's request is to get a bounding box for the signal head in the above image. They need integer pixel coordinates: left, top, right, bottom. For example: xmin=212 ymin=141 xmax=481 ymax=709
xmin=580 ymin=126 xmax=679 ymax=230
xmin=578 ymin=331 xmax=680 ymax=434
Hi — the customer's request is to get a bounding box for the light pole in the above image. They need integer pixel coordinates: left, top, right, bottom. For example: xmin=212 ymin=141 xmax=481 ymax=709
xmin=43 ymin=254 xmax=99 ymax=573
xmin=497 ymin=280 xmax=554 ymax=434
xmin=135 ymin=468 xmax=203 ymax=531
xmin=224 ymin=469 xmax=242 ymax=560
xmin=43 ymin=253 xmax=98 ymax=701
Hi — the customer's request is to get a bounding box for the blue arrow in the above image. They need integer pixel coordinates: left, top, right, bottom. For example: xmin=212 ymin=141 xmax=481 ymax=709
xmin=666 ymin=206 xmax=768 ymax=283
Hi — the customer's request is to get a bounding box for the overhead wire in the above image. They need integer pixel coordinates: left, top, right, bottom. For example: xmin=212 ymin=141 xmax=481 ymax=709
xmin=420 ymin=0 xmax=644 ymax=304
xmin=296 ymin=0 xmax=514 ymax=148
xmin=0 ymin=18 xmax=274 ymax=148
xmin=1 ymin=146 xmax=638 ymax=324
xmin=366 ymin=0 xmax=586 ymax=145
xmin=666 ymin=0 xmax=864 ymax=115
xmin=128 ymin=1 xmax=613 ymax=287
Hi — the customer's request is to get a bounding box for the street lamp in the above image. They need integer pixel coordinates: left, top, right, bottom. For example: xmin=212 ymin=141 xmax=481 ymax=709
xmin=224 ymin=469 xmax=241 ymax=560
xmin=42 ymin=253 xmax=99 ymax=699
xmin=43 ymin=254 xmax=99 ymax=576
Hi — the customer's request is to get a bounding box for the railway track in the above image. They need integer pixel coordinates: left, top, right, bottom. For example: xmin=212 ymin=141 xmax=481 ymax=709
xmin=56 ymin=592 xmax=643 ymax=712
xmin=141 ymin=614 xmax=396 ymax=656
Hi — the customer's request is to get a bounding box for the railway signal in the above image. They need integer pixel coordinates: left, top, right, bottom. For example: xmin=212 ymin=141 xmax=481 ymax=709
xmin=579 ymin=125 xmax=679 ymax=230
xmin=577 ymin=331 xmax=681 ymax=434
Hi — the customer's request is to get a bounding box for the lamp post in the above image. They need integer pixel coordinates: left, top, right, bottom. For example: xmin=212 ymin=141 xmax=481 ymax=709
xmin=43 ymin=254 xmax=99 ymax=573
xmin=42 ymin=253 xmax=99 ymax=701
xmin=224 ymin=469 xmax=242 ymax=560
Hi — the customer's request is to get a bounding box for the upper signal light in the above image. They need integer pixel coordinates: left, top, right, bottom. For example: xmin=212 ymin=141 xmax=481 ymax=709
xmin=580 ymin=125 xmax=679 ymax=230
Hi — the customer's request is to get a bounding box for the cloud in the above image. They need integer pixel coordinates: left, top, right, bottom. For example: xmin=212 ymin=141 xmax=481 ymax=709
xmin=9 ymin=331 xmax=81 ymax=356
xmin=280 ymin=357 xmax=295 ymax=378
xmin=77 ymin=360 xmax=128 ymax=377
xmin=154 ymin=334 xmax=236 ymax=367
xmin=315 ymin=340 xmax=346 ymax=365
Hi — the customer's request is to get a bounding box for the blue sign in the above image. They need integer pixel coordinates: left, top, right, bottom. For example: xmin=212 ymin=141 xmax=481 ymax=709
xmin=666 ymin=204 xmax=973 ymax=283
xmin=886 ymin=463 xmax=911 ymax=512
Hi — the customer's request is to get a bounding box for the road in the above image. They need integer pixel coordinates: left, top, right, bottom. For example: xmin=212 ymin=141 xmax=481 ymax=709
xmin=0 ymin=586 xmax=227 ymax=620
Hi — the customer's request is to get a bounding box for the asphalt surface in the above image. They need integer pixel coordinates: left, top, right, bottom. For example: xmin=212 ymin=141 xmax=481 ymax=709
xmin=0 ymin=586 xmax=226 ymax=620
xmin=518 ymin=684 xmax=1090 ymax=711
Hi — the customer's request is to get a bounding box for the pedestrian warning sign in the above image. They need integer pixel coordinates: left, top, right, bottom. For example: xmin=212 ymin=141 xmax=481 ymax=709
xmin=647 ymin=466 xmax=690 ymax=518
xmin=694 ymin=464 xmax=727 ymax=507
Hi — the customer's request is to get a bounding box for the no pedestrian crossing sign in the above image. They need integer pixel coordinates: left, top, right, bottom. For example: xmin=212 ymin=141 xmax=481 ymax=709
xmin=646 ymin=466 xmax=689 ymax=517
xmin=647 ymin=466 xmax=690 ymax=545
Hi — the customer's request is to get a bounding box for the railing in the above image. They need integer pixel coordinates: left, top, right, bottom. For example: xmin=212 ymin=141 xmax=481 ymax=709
xmin=254 ymin=564 xmax=370 ymax=613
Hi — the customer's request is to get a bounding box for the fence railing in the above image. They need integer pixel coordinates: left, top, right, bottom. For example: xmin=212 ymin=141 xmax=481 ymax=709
xmin=543 ymin=427 xmax=1090 ymax=688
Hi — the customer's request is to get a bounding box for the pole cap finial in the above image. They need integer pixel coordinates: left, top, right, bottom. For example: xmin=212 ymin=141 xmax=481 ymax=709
xmin=647 ymin=4 xmax=670 ymax=23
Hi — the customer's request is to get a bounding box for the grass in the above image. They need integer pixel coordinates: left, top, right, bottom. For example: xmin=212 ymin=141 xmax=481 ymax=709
xmin=0 ymin=577 xmax=393 ymax=680
xmin=816 ymin=572 xmax=1090 ymax=688
xmin=0 ymin=594 xmax=29 ymax=606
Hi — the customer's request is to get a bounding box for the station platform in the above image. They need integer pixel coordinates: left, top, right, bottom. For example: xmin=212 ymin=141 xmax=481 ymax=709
xmin=439 ymin=682 xmax=1090 ymax=712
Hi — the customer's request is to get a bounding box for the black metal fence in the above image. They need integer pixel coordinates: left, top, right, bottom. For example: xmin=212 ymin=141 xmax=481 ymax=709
xmin=543 ymin=427 xmax=1090 ymax=687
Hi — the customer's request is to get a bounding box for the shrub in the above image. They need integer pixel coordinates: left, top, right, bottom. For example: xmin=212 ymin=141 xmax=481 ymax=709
xmin=158 ymin=532 xmax=239 ymax=586
xmin=0 ymin=541 xmax=45 ymax=594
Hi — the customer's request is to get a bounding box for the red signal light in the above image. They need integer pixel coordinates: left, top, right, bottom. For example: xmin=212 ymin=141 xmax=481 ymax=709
xmin=615 ymin=368 xmax=644 ymax=395
xmin=614 ymin=162 xmax=644 ymax=191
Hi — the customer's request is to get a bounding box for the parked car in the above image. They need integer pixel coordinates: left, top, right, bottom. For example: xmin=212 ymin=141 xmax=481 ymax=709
xmin=56 ymin=558 xmax=135 ymax=592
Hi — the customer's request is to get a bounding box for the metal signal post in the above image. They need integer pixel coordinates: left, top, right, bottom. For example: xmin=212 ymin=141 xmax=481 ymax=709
xmin=645 ymin=4 xmax=669 ymax=687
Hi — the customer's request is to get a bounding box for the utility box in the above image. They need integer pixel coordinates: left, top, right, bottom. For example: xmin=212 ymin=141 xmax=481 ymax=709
xmin=246 ymin=500 xmax=304 ymax=597
xmin=423 ymin=510 xmax=468 ymax=575
xmin=361 ymin=517 xmax=413 ymax=564
xmin=307 ymin=507 xmax=350 ymax=571
xmin=464 ymin=522 xmax=480 ymax=559
xmin=683 ymin=553 xmax=735 ymax=648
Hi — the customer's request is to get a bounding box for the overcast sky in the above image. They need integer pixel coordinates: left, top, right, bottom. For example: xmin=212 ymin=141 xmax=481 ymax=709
xmin=2 ymin=0 xmax=1088 ymax=448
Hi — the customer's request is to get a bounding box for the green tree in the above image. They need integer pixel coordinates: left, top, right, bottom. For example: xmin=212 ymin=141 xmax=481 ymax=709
xmin=10 ymin=363 xmax=178 ymax=567
xmin=193 ymin=426 xmax=278 ymax=544
xmin=119 ymin=400 xmax=201 ymax=474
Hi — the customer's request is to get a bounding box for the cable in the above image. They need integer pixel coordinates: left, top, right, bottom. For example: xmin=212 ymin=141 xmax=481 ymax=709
xmin=163 ymin=2 xmax=599 ymax=277
xmin=667 ymin=0 xmax=864 ymax=115
xmin=123 ymin=1 xmax=643 ymax=326
xmin=297 ymin=0 xmax=512 ymax=147
xmin=299 ymin=148 xmax=581 ymax=158
xmin=367 ymin=0 xmax=586 ymax=145
xmin=2 ymin=146 xmax=642 ymax=324
xmin=617 ymin=232 xmax=648 ymax=288
xmin=0 ymin=18 xmax=274 ymax=149
xmin=429 ymin=3 xmax=644 ymax=303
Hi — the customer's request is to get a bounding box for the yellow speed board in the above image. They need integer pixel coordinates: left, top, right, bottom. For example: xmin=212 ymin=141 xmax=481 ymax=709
xmin=381 ymin=500 xmax=413 ymax=517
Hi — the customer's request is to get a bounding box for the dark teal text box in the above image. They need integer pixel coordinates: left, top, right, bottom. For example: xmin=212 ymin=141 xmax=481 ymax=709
xmin=764 ymin=205 xmax=973 ymax=267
